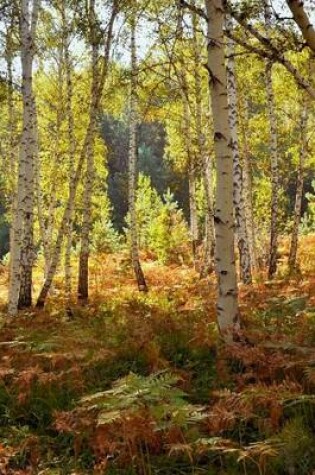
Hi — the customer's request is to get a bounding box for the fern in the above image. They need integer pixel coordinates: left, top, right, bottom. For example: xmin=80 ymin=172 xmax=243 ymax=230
xmin=80 ymin=371 xmax=206 ymax=429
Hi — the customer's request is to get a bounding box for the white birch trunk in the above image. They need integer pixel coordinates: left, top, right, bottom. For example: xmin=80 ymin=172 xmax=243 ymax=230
xmin=5 ymin=24 xmax=16 ymax=197
xmin=288 ymin=102 xmax=308 ymax=272
xmin=182 ymin=80 xmax=198 ymax=262
xmin=8 ymin=0 xmax=39 ymax=315
xmin=200 ymin=153 xmax=215 ymax=277
xmin=18 ymin=0 xmax=40 ymax=309
xmin=226 ymin=16 xmax=252 ymax=285
xmin=177 ymin=5 xmax=199 ymax=262
xmin=5 ymin=23 xmax=18 ymax=279
xmin=8 ymin=153 xmax=25 ymax=316
xmin=240 ymin=97 xmax=258 ymax=270
xmin=205 ymin=0 xmax=239 ymax=341
xmin=187 ymin=142 xmax=199 ymax=261
xmin=192 ymin=11 xmax=214 ymax=276
xmin=264 ymin=0 xmax=279 ymax=279
xmin=128 ymin=16 xmax=148 ymax=292
xmin=34 ymin=103 xmax=51 ymax=277
xmin=35 ymin=131 xmax=57 ymax=279
xmin=62 ymin=4 xmax=76 ymax=301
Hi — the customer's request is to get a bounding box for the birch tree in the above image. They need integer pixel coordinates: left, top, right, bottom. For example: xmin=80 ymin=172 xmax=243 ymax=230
xmin=177 ymin=4 xmax=199 ymax=262
xmin=240 ymin=97 xmax=258 ymax=271
xmin=128 ymin=13 xmax=148 ymax=292
xmin=192 ymin=9 xmax=214 ymax=277
xmin=61 ymin=2 xmax=76 ymax=302
xmin=18 ymin=0 xmax=40 ymax=309
xmin=4 ymin=16 xmax=16 ymax=200
xmin=288 ymin=101 xmax=308 ymax=272
xmin=226 ymin=16 xmax=252 ymax=284
xmin=264 ymin=0 xmax=279 ymax=280
xmin=4 ymin=14 xmax=18 ymax=267
xmin=205 ymin=0 xmax=239 ymax=340
xmin=8 ymin=0 xmax=40 ymax=315
xmin=77 ymin=0 xmax=99 ymax=303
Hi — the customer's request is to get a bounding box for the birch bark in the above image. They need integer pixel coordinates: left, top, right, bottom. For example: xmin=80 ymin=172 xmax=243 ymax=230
xmin=5 ymin=22 xmax=16 ymax=198
xmin=264 ymin=0 xmax=280 ymax=280
xmin=226 ymin=16 xmax=252 ymax=284
xmin=62 ymin=3 xmax=76 ymax=301
xmin=186 ymin=125 xmax=199 ymax=261
xmin=205 ymin=0 xmax=239 ymax=340
xmin=177 ymin=5 xmax=199 ymax=262
xmin=8 ymin=0 xmax=40 ymax=315
xmin=192 ymin=10 xmax=214 ymax=277
xmin=288 ymin=102 xmax=308 ymax=272
xmin=18 ymin=0 xmax=40 ymax=309
xmin=241 ymin=98 xmax=258 ymax=271
xmin=5 ymin=21 xmax=18 ymax=279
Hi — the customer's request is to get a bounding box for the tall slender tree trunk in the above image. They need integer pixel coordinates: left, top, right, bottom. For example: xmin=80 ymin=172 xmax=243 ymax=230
xmin=36 ymin=181 xmax=52 ymax=278
xmin=34 ymin=102 xmax=52 ymax=277
xmin=205 ymin=0 xmax=239 ymax=341
xmin=177 ymin=6 xmax=199 ymax=262
xmin=8 ymin=156 xmax=24 ymax=316
xmin=62 ymin=4 xmax=76 ymax=302
xmin=77 ymin=139 xmax=95 ymax=302
xmin=264 ymin=0 xmax=279 ymax=279
xmin=5 ymin=24 xmax=16 ymax=197
xmin=78 ymin=0 xmax=98 ymax=303
xmin=18 ymin=0 xmax=40 ymax=309
xmin=240 ymin=97 xmax=258 ymax=270
xmin=200 ymin=153 xmax=215 ymax=277
xmin=226 ymin=16 xmax=252 ymax=284
xmin=288 ymin=102 xmax=308 ymax=272
xmin=5 ymin=22 xmax=17 ymax=276
xmin=182 ymin=77 xmax=198 ymax=263
xmin=192 ymin=10 xmax=214 ymax=277
xmin=188 ymin=153 xmax=199 ymax=261
xmin=7 ymin=13 xmax=24 ymax=315
xmin=128 ymin=17 xmax=148 ymax=292
xmin=8 ymin=0 xmax=40 ymax=315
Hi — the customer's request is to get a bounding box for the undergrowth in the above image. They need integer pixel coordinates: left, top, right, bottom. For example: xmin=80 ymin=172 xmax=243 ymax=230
xmin=0 ymin=238 xmax=314 ymax=474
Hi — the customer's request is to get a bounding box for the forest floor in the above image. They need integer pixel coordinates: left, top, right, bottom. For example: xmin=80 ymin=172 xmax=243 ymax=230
xmin=0 ymin=236 xmax=314 ymax=474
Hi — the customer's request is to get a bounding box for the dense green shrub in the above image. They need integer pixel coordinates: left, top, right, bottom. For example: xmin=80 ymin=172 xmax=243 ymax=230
xmin=91 ymin=218 xmax=123 ymax=253
xmin=126 ymin=174 xmax=191 ymax=263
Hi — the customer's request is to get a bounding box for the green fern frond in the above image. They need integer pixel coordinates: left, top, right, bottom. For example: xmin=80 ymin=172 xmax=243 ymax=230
xmin=80 ymin=371 xmax=207 ymax=429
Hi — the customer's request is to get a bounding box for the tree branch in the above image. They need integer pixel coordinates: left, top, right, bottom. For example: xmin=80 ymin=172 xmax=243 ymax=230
xmin=228 ymin=5 xmax=315 ymax=99
xmin=179 ymin=0 xmax=207 ymax=21
xmin=286 ymin=0 xmax=315 ymax=54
